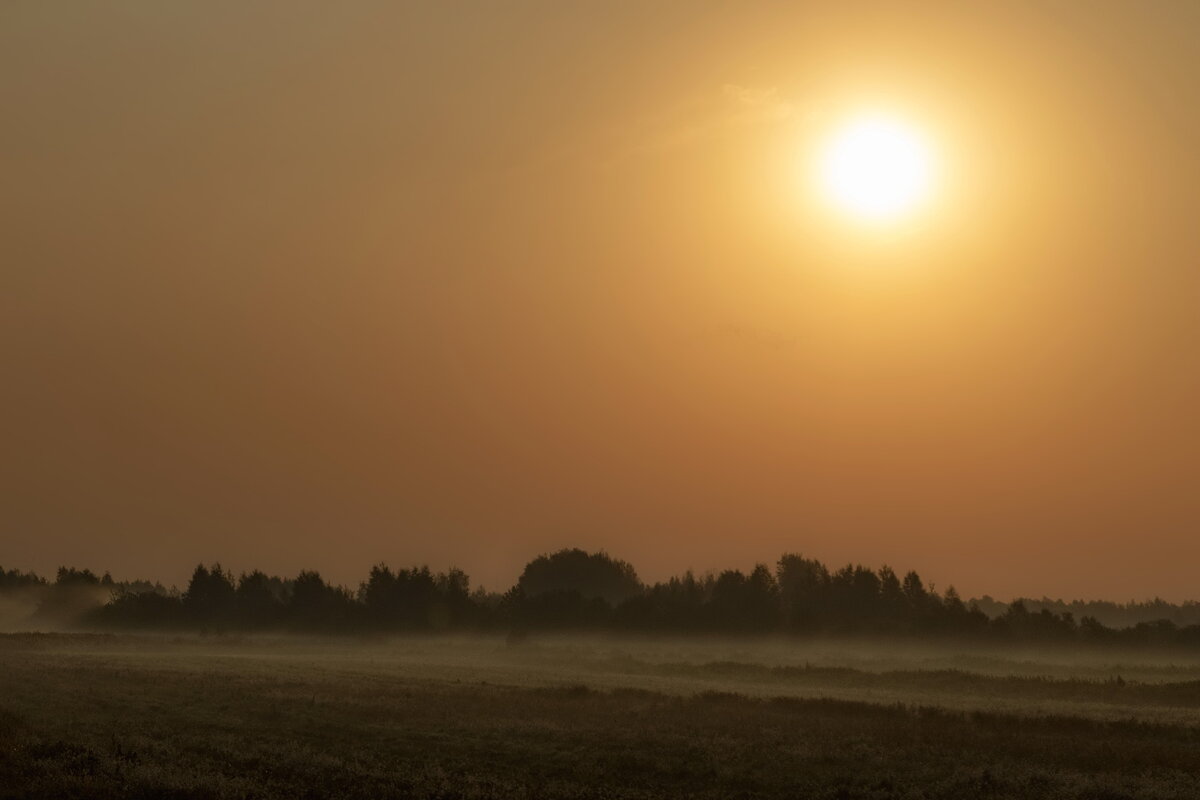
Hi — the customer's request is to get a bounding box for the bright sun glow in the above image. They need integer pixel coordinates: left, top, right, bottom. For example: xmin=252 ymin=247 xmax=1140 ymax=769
xmin=817 ymin=114 xmax=936 ymax=223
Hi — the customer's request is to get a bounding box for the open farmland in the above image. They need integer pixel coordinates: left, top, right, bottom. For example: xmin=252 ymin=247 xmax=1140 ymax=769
xmin=3 ymin=634 xmax=1200 ymax=799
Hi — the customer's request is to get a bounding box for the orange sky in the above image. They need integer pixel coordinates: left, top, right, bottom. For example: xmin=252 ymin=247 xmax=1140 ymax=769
xmin=3 ymin=2 xmax=1199 ymax=600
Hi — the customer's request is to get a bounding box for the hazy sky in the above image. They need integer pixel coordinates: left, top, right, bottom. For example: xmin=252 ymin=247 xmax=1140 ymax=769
xmin=4 ymin=2 xmax=1199 ymax=600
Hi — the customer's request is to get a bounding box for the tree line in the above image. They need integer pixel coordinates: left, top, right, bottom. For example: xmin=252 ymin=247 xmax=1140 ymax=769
xmin=3 ymin=550 xmax=1199 ymax=646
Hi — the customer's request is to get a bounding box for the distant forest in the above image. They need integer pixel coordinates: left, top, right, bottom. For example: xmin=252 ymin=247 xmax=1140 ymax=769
xmin=3 ymin=549 xmax=1199 ymax=646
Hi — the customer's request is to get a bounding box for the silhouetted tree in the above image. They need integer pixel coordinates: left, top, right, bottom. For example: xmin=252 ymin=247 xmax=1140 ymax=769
xmin=435 ymin=568 xmax=474 ymax=629
xmin=707 ymin=566 xmax=779 ymax=632
xmin=32 ymin=566 xmax=115 ymax=626
xmin=517 ymin=549 xmax=642 ymax=606
xmin=236 ymin=570 xmax=285 ymax=629
xmin=615 ymin=571 xmax=709 ymax=632
xmin=776 ymin=555 xmax=829 ymax=632
xmin=360 ymin=564 xmax=470 ymax=630
xmin=289 ymin=570 xmax=356 ymax=631
xmin=878 ymin=566 xmax=905 ymax=628
xmin=0 ymin=567 xmax=46 ymax=591
xmin=512 ymin=587 xmax=611 ymax=629
xmin=183 ymin=564 xmax=236 ymax=629
xmin=9 ymin=550 xmax=1198 ymax=646
xmin=90 ymin=590 xmax=183 ymax=629
xmin=828 ymin=565 xmax=882 ymax=631
xmin=55 ymin=567 xmax=101 ymax=586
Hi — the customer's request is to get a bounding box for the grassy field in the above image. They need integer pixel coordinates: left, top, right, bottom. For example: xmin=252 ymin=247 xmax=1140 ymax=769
xmin=3 ymin=634 xmax=1200 ymax=798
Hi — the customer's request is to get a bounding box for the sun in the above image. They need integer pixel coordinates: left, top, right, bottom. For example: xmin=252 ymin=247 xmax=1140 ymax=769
xmin=816 ymin=113 xmax=936 ymax=224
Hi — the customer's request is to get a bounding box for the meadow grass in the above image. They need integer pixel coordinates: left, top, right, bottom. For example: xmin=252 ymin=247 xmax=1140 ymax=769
xmin=3 ymin=633 xmax=1200 ymax=799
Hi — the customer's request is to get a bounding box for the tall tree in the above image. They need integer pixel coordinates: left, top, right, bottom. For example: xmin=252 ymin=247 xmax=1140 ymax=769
xmin=517 ymin=549 xmax=642 ymax=606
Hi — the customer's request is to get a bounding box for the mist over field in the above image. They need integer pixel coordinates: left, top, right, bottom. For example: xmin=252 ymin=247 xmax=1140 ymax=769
xmin=6 ymin=632 xmax=1200 ymax=799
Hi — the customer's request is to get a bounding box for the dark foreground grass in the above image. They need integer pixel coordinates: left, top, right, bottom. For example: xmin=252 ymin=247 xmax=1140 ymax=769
xmin=2 ymin=638 xmax=1200 ymax=799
